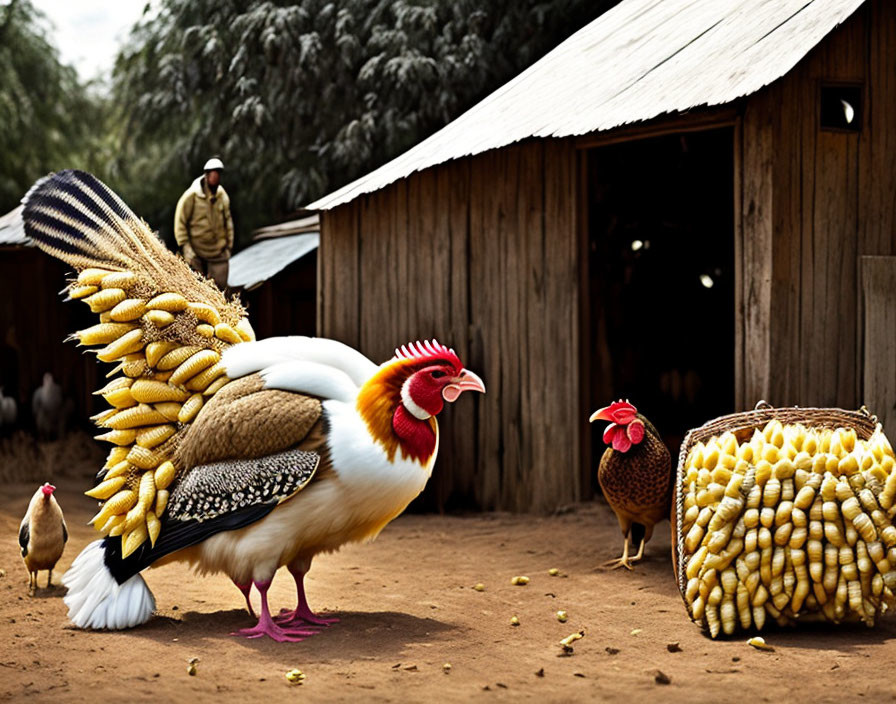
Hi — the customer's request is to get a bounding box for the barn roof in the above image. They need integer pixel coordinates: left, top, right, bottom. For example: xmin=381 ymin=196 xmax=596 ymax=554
xmin=0 ymin=206 xmax=29 ymax=247
xmin=308 ymin=0 xmax=865 ymax=211
xmin=227 ymin=233 xmax=319 ymax=291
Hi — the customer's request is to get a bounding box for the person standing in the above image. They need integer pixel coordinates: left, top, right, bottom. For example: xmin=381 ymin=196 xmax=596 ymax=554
xmin=174 ymin=157 xmax=234 ymax=291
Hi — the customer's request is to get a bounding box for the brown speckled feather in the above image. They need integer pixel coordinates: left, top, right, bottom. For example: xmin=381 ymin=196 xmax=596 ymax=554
xmin=598 ymin=416 xmax=672 ymax=538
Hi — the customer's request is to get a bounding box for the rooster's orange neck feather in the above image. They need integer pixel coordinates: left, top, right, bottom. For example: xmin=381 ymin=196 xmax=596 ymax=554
xmin=357 ymin=360 xmax=437 ymax=464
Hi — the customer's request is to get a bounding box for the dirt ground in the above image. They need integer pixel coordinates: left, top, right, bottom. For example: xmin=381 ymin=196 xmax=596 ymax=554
xmin=3 ymin=476 xmax=896 ymax=703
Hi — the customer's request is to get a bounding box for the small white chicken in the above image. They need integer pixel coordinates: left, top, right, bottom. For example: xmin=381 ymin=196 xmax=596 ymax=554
xmin=19 ymin=483 xmax=68 ymax=591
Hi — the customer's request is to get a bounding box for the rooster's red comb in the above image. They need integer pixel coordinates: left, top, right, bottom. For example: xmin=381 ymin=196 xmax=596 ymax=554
xmin=393 ymin=339 xmax=462 ymax=370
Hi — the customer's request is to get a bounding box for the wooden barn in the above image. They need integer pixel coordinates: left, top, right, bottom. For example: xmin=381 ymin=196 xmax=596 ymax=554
xmin=307 ymin=0 xmax=896 ymax=513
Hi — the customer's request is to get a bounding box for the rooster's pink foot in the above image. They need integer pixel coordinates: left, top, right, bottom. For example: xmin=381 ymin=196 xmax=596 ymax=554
xmin=229 ymin=579 xmax=320 ymax=642
xmin=275 ymin=607 xmax=339 ymax=627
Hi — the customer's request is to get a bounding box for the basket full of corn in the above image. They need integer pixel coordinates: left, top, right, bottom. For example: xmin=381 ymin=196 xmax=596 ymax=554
xmin=674 ymin=402 xmax=896 ymax=637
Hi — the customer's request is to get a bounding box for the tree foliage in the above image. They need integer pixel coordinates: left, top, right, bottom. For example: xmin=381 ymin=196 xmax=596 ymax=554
xmin=0 ymin=0 xmax=99 ymax=213
xmin=112 ymin=0 xmax=619 ymax=244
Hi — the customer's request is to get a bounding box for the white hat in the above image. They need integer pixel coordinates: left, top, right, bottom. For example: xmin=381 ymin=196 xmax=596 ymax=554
xmin=203 ymin=157 xmax=225 ymax=171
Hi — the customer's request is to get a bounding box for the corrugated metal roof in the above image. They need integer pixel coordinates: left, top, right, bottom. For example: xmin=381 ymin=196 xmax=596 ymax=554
xmin=0 ymin=206 xmax=30 ymax=247
xmin=308 ymin=0 xmax=865 ymax=211
xmin=252 ymin=214 xmax=319 ymax=241
xmin=228 ymin=233 xmax=319 ymax=290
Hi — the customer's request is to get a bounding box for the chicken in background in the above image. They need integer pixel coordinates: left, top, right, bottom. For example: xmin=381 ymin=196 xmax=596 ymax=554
xmin=19 ymin=483 xmax=68 ymax=592
xmin=589 ymin=400 xmax=672 ymax=570
xmin=0 ymin=386 xmax=16 ymax=435
xmin=32 ymin=372 xmax=64 ymax=440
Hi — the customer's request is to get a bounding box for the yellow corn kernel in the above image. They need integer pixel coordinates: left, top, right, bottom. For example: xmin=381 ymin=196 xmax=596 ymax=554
xmin=178 ymin=393 xmax=203 ymax=423
xmin=127 ymin=444 xmax=161 ymax=470
xmin=130 ymin=378 xmax=191 ymax=403
xmin=155 ymin=489 xmax=169 ymax=516
xmin=97 ymin=328 xmax=144 ymax=362
xmin=77 ymin=267 xmax=114 ymax=286
xmin=169 ymin=349 xmax=220 ymax=386
xmin=185 ymin=362 xmax=226 ymax=391
xmin=157 ymin=345 xmax=202 ymax=371
xmin=153 ymin=402 xmax=182 ymax=422
xmin=138 ymin=467 xmax=157 ymax=507
xmin=104 ymin=460 xmax=131 ymax=480
xmin=235 ymin=318 xmax=256 ymax=342
xmin=77 ymin=322 xmax=137 ymax=346
xmin=146 ymin=511 xmax=161 ymax=547
xmin=68 ymin=284 xmax=98 ymax=299
xmin=146 ymin=292 xmax=189 ymax=312
xmin=188 ymin=302 xmax=222 ymax=326
xmin=91 ymin=408 xmax=117 ymax=424
xmin=124 ymin=502 xmax=147 ymax=532
xmin=203 ymin=376 xmax=229 ymax=396
xmin=109 ymin=298 xmax=147 ymax=322
xmin=95 ymin=428 xmax=137 ymax=446
xmin=84 ymin=287 xmax=126 ymax=313
xmin=105 ymin=404 xmax=169 ymax=430
xmin=154 ymin=460 xmax=177 ymax=490
xmin=103 ymin=387 xmax=137 ymax=409
xmin=214 ymin=322 xmax=242 ymax=344
xmin=146 ymin=340 xmax=178 ymax=368
xmin=84 ymin=476 xmax=127 ymax=500
xmin=122 ymin=522 xmax=149 ymax=558
xmin=144 ymin=309 xmax=176 ymax=327
xmin=100 ymin=271 xmax=138 ymax=290
xmin=103 ymin=446 xmax=130 ymax=469
xmin=90 ymin=489 xmax=137 ymax=525
xmin=136 ymin=423 xmax=175 ymax=449
xmin=196 ymin=323 xmax=215 ymax=338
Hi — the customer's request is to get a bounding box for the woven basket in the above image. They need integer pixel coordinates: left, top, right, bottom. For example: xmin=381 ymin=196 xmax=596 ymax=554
xmin=673 ymin=401 xmax=891 ymax=635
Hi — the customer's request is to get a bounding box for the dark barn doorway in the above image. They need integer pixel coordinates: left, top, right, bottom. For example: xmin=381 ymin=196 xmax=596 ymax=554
xmin=585 ymin=128 xmax=735 ymax=484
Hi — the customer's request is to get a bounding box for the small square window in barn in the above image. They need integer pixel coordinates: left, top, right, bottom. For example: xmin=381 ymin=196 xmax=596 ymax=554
xmin=819 ymin=83 xmax=862 ymax=132
xmin=585 ymin=128 xmax=734 ymax=481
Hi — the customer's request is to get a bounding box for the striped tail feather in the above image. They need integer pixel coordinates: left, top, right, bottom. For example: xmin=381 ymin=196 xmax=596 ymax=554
xmin=22 ymin=169 xmax=231 ymax=310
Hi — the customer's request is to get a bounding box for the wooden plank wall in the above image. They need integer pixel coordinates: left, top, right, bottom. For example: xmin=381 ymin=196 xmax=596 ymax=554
xmin=318 ymin=139 xmax=581 ymax=513
xmin=739 ymin=0 xmax=896 ymax=412
xmin=861 ymin=257 xmax=896 ymax=435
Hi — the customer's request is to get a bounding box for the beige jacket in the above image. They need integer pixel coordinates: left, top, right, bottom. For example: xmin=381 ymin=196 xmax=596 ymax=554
xmin=174 ymin=176 xmax=234 ymax=260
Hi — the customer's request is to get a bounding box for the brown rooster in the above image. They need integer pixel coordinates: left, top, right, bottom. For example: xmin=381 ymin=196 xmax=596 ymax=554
xmin=589 ymin=400 xmax=671 ymax=570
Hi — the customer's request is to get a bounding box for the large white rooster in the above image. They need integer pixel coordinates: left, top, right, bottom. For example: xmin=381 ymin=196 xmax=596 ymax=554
xmin=22 ymin=170 xmax=485 ymax=641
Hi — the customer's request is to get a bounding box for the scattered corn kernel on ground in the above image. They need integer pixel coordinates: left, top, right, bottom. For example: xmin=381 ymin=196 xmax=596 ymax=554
xmin=4 ymin=478 xmax=896 ymax=702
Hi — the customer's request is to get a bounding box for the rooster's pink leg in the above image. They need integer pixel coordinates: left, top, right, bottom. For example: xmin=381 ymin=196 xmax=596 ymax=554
xmin=275 ymin=567 xmax=339 ymax=626
xmin=231 ymin=579 xmax=319 ymax=641
xmin=233 ymin=579 xmax=256 ymax=618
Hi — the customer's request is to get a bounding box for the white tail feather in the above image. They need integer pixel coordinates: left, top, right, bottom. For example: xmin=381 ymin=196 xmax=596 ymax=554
xmin=62 ymin=540 xmax=154 ymax=630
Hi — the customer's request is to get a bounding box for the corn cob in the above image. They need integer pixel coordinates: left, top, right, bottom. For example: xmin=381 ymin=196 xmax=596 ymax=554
xmin=178 ymin=394 xmax=203 ymax=423
xmin=154 ymin=460 xmax=177 ymax=490
xmin=146 ymin=292 xmax=189 ymax=312
xmin=122 ymin=522 xmax=149 ymax=558
xmin=136 ymin=423 xmax=175 ymax=449
xmin=157 ymin=345 xmax=203 ymax=371
xmin=100 ymin=271 xmax=138 ymax=290
xmin=84 ymin=288 xmax=126 ymax=313
xmin=144 ymin=309 xmax=175 ymax=328
xmin=130 ymin=379 xmax=190 ymax=403
xmin=69 ymin=284 xmax=98 ymax=299
xmin=77 ymin=322 xmax=137 ymax=346
xmin=169 ymin=349 xmax=219 ymax=386
xmin=104 ymin=404 xmax=169 ymax=430
xmin=84 ymin=476 xmax=127 ymax=500
xmin=196 ymin=323 xmax=215 ymax=338
xmin=185 ymin=362 xmax=226 ymax=391
xmin=188 ymin=302 xmax=222 ymax=326
xmin=97 ymin=329 xmax=144 ymax=362
xmin=235 ymin=318 xmax=256 ymax=341
xmin=153 ymin=402 xmax=182 ymax=422
xmin=146 ymin=340 xmax=178 ymax=368
xmin=109 ymin=298 xmax=147 ymax=322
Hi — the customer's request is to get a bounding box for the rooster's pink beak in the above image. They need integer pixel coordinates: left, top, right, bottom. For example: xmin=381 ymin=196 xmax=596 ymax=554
xmin=442 ymin=369 xmax=486 ymax=403
xmin=589 ymin=406 xmax=613 ymax=423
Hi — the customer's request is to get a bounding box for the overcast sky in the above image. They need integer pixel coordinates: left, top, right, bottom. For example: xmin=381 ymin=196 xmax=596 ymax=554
xmin=28 ymin=0 xmax=152 ymax=82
